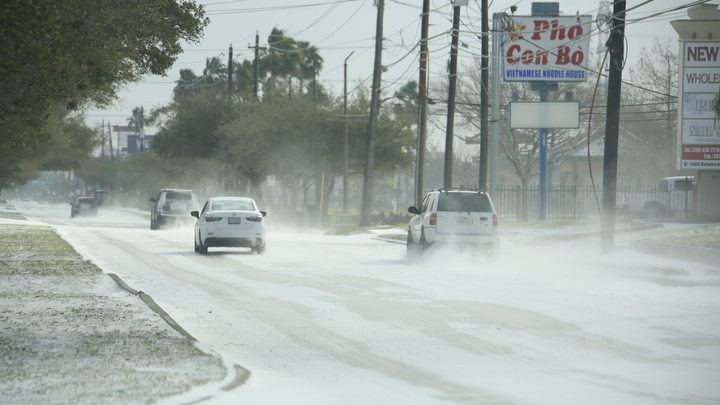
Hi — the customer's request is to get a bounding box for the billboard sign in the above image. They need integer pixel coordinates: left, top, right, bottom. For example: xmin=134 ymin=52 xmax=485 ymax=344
xmin=509 ymin=102 xmax=580 ymax=129
xmin=501 ymin=15 xmax=592 ymax=82
xmin=679 ymin=42 xmax=720 ymax=169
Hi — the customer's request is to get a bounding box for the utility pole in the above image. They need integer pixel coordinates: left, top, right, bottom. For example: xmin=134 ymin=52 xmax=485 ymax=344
xmin=343 ymin=51 xmax=354 ymax=213
xmin=228 ymin=44 xmax=233 ymax=93
xmin=478 ymin=0 xmax=489 ymax=190
xmin=444 ymin=3 xmax=461 ymax=189
xmin=489 ymin=12 xmax=504 ymax=197
xmin=108 ymin=121 xmax=114 ymax=159
xmin=249 ymin=33 xmax=266 ymax=98
xmin=138 ymin=106 xmax=145 ymax=153
xmin=101 ymin=119 xmax=105 ymax=158
xmin=360 ymin=0 xmax=384 ymax=227
xmin=415 ymin=0 xmax=430 ymax=206
xmin=601 ymin=0 xmax=626 ymax=253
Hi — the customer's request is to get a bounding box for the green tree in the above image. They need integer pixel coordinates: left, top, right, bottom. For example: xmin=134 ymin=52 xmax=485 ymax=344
xmin=0 ymin=111 xmax=97 ymax=197
xmin=151 ymin=90 xmax=236 ymax=159
xmin=296 ymin=40 xmax=324 ymax=99
xmin=393 ymin=80 xmax=419 ymax=128
xmin=1 ymin=0 xmax=208 ymax=190
xmin=260 ymin=28 xmax=299 ymax=102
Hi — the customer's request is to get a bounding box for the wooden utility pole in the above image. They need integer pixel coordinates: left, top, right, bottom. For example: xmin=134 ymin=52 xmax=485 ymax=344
xmin=360 ymin=0 xmax=384 ymax=226
xmin=601 ymin=0 xmax=626 ymax=253
xmin=478 ymin=0 xmax=489 ymax=190
xmin=249 ymin=33 xmax=266 ymax=98
xmin=228 ymin=44 xmax=233 ymax=92
xmin=415 ymin=0 xmax=430 ymax=206
xmin=101 ymin=119 xmax=105 ymax=158
xmin=444 ymin=5 xmax=461 ymax=189
xmin=343 ymin=51 xmax=354 ymax=213
xmin=107 ymin=121 xmax=113 ymax=159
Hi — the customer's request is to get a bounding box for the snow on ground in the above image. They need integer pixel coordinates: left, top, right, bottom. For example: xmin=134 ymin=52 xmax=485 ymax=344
xmin=6 ymin=201 xmax=720 ymax=404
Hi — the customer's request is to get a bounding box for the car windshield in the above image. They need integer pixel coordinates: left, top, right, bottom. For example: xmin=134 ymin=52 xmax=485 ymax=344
xmin=166 ymin=192 xmax=193 ymax=201
xmin=437 ymin=193 xmax=490 ymax=212
xmin=212 ymin=201 xmax=254 ymax=211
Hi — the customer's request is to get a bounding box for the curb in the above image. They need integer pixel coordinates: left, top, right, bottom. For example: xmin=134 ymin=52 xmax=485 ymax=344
xmin=108 ymin=273 xmax=198 ymax=342
xmin=628 ymin=241 xmax=720 ymax=268
xmin=106 ymin=273 xmax=252 ymax=392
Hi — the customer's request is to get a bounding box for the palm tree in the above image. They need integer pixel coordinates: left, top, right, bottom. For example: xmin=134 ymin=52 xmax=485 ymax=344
xmin=296 ymin=40 xmax=324 ymax=99
xmin=260 ymin=28 xmax=299 ymax=102
xmin=173 ymin=69 xmax=201 ymax=99
xmin=172 ymin=58 xmax=227 ymax=99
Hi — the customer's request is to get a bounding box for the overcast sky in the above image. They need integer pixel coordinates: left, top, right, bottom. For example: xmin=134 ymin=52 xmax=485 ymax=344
xmin=83 ymin=0 xmax=704 ymax=133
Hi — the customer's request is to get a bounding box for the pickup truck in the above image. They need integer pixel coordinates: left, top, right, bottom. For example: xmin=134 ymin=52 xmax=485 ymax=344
xmin=617 ymin=176 xmax=694 ymax=218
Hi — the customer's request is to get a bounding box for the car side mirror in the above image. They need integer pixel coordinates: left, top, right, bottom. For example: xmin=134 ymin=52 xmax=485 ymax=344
xmin=408 ymin=206 xmax=418 ymax=214
xmin=190 ymin=211 xmax=199 ymax=218
xmin=150 ymin=198 xmax=156 ymax=203
xmin=260 ymin=211 xmax=267 ymax=217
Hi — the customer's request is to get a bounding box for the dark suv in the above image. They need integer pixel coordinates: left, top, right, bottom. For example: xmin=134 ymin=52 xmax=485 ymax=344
xmin=150 ymin=189 xmax=200 ymax=230
xmin=407 ymin=189 xmax=499 ymax=257
xmin=70 ymin=197 xmax=98 ymax=218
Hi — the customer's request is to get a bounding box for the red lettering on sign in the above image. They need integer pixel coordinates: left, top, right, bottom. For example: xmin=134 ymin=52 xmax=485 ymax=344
xmin=531 ymin=20 xmax=550 ymax=40
xmin=555 ymin=46 xmax=584 ymax=66
xmin=521 ymin=50 xmax=534 ymax=65
xmin=556 ymin=46 xmax=570 ymax=65
xmin=688 ymin=46 xmax=719 ymax=62
xmin=550 ymin=21 xmax=566 ymax=40
xmin=567 ymin=25 xmax=582 ymax=39
xmin=530 ymin=20 xmax=584 ymax=41
xmin=507 ymin=44 xmax=521 ymax=64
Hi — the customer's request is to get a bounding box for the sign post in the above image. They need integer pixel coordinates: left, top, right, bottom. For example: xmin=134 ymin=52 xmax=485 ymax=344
xmin=672 ymin=7 xmax=720 ymax=221
xmin=500 ymin=3 xmax=590 ymax=220
xmin=677 ymin=42 xmax=720 ymax=170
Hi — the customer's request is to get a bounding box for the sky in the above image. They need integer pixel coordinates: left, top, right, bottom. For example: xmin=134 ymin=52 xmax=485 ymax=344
xmin=83 ymin=0 xmax=705 ymax=133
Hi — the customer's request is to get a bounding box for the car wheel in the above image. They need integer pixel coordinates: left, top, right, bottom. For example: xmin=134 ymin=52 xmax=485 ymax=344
xmin=256 ymin=243 xmax=265 ymax=254
xmin=198 ymin=234 xmax=208 ymax=255
xmin=407 ymin=230 xmax=420 ymax=257
xmin=194 ymin=234 xmax=200 ymax=253
xmin=486 ymin=242 xmax=499 ymax=262
xmin=420 ymin=228 xmax=431 ymax=253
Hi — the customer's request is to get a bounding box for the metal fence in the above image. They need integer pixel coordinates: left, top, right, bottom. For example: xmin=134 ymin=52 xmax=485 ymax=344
xmin=493 ymin=185 xmax=694 ymax=222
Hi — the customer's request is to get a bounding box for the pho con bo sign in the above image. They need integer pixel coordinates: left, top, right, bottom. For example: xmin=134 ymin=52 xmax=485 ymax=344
xmin=679 ymin=42 xmax=720 ymax=169
xmin=501 ymin=15 xmax=592 ymax=82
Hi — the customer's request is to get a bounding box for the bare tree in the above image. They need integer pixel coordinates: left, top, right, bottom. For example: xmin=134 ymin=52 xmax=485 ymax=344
xmin=622 ymin=39 xmax=679 ymax=181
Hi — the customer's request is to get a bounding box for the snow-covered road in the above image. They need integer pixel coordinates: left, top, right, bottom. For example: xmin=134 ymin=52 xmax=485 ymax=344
xmin=15 ymin=201 xmax=720 ymax=405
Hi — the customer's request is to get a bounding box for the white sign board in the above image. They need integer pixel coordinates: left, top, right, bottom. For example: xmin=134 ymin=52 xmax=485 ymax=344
xmin=509 ymin=102 xmax=580 ymax=129
xmin=679 ymin=42 xmax=720 ymax=169
xmin=501 ymin=15 xmax=592 ymax=82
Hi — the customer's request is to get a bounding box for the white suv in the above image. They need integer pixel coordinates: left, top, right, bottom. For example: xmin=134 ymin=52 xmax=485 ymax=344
xmin=150 ymin=189 xmax=200 ymax=230
xmin=407 ymin=189 xmax=499 ymax=256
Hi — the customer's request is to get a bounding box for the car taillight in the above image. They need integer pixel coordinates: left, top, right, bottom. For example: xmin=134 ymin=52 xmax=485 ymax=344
xmin=204 ymin=215 xmax=223 ymax=222
xmin=246 ymin=215 xmax=263 ymax=222
xmin=493 ymin=214 xmax=498 ymax=228
xmin=429 ymin=213 xmax=437 ymax=226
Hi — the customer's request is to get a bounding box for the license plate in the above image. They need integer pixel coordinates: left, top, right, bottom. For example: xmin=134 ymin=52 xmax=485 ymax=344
xmin=228 ymin=217 xmax=242 ymax=224
xmin=457 ymin=217 xmax=473 ymax=225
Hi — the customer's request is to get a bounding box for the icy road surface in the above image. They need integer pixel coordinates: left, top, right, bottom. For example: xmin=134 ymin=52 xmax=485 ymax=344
xmin=16 ymin=202 xmax=720 ymax=405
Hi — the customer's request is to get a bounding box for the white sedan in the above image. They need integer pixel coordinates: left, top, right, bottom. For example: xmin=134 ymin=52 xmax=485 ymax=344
xmin=191 ymin=197 xmax=266 ymax=254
